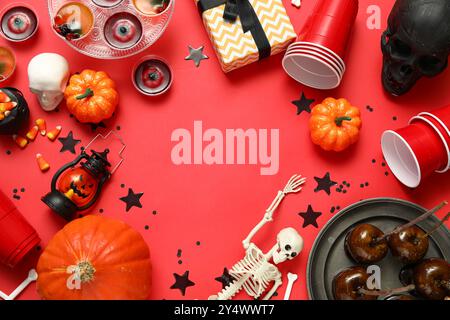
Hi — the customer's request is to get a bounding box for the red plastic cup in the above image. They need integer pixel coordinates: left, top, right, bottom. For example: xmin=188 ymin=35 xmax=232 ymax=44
xmin=412 ymin=115 xmax=450 ymax=172
xmin=423 ymin=105 xmax=450 ymax=136
xmin=297 ymin=0 xmax=359 ymax=60
xmin=0 ymin=189 xmax=40 ymax=268
xmin=381 ymin=121 xmax=448 ymax=188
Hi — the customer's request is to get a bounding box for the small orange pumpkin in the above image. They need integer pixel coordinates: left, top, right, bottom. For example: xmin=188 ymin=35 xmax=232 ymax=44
xmin=37 ymin=215 xmax=152 ymax=300
xmin=309 ymin=97 xmax=362 ymax=152
xmin=64 ymin=70 xmax=119 ymax=123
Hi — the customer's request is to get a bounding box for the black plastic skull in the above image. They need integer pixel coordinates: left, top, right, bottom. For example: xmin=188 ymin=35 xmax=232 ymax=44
xmin=381 ymin=0 xmax=450 ymax=96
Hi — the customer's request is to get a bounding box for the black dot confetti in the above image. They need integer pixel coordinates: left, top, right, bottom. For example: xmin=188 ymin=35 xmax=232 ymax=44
xmin=144 ymin=225 xmax=149 ymax=230
xmin=116 ymin=125 xmax=121 ymax=131
xmin=382 ymin=162 xmax=386 ymax=167
xmin=13 ymin=188 xmax=17 ymax=193
xmin=366 ymin=105 xmax=374 ymax=112
xmin=13 ymin=194 xmax=20 ymax=200
xmin=152 ymin=210 xmax=157 ymax=215
xmin=6 ymin=150 xmax=11 ymax=155
xmin=178 ymin=260 xmax=183 ymax=265
xmin=20 ymin=188 xmax=25 ymax=192
xmin=336 ymin=206 xmax=341 ymax=210
xmin=385 ymin=171 xmax=389 ymax=176
xmin=393 ymin=116 xmax=397 ymax=121
xmin=196 ymin=241 xmax=201 ymax=246
xmin=177 ymin=249 xmax=182 ymax=258
xmin=99 ymin=208 xmax=104 ymax=213
xmin=372 ymin=159 xmax=376 ymax=164
xmin=330 ymin=206 xmax=336 ymax=213
xmin=365 ymin=182 xmax=369 ymax=187
xmin=120 ymin=183 xmax=125 ymax=188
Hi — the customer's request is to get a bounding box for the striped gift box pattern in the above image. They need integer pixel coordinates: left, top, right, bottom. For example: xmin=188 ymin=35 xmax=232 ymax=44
xmin=197 ymin=0 xmax=296 ymax=72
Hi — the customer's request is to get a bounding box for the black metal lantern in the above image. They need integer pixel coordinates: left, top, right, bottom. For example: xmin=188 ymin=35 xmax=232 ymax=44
xmin=42 ymin=132 xmax=125 ymax=221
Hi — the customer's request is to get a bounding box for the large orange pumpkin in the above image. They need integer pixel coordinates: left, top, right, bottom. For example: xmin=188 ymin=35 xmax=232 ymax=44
xmin=309 ymin=97 xmax=362 ymax=152
xmin=64 ymin=69 xmax=119 ymax=123
xmin=37 ymin=215 xmax=152 ymax=300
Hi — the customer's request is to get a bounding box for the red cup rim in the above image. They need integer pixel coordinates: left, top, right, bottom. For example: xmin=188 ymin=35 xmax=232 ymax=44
xmin=285 ymin=48 xmax=343 ymax=76
xmin=418 ymin=112 xmax=450 ymax=137
xmin=410 ymin=116 xmax=450 ymax=173
xmin=287 ymin=43 xmax=345 ymax=73
xmin=282 ymin=52 xmax=342 ymax=89
xmin=291 ymin=41 xmax=345 ymax=67
xmin=381 ymin=130 xmax=421 ymax=188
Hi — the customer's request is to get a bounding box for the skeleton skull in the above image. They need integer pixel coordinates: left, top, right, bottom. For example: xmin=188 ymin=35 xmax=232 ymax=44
xmin=28 ymin=53 xmax=70 ymax=111
xmin=381 ymin=0 xmax=450 ymax=96
xmin=272 ymin=227 xmax=303 ymax=264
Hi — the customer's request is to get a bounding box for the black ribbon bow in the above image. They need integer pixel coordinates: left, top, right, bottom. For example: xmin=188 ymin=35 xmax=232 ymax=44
xmin=197 ymin=0 xmax=271 ymax=60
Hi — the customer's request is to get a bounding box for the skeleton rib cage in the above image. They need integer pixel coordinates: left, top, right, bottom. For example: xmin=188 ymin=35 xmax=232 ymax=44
xmin=216 ymin=244 xmax=281 ymax=300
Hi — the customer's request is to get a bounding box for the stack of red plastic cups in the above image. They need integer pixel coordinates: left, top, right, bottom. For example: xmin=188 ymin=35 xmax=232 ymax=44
xmin=283 ymin=0 xmax=358 ymax=89
xmin=0 ymin=189 xmax=40 ymax=268
xmin=382 ymin=105 xmax=450 ymax=188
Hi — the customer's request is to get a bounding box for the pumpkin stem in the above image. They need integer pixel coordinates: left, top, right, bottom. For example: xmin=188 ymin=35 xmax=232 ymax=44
xmin=335 ymin=116 xmax=352 ymax=126
xmin=76 ymin=88 xmax=94 ymax=100
xmin=77 ymin=261 xmax=96 ymax=283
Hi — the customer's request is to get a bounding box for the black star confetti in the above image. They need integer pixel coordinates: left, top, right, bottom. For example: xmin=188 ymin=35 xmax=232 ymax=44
xmin=119 ymin=188 xmax=143 ymax=212
xmin=58 ymin=131 xmax=81 ymax=154
xmin=170 ymin=271 xmax=195 ymax=296
xmin=292 ymin=92 xmax=315 ymax=115
xmin=298 ymin=205 xmax=322 ymax=228
xmin=314 ymin=172 xmax=337 ymax=195
xmin=215 ymin=268 xmax=235 ymax=289
xmin=185 ymin=46 xmax=208 ymax=67
xmin=89 ymin=121 xmax=106 ymax=132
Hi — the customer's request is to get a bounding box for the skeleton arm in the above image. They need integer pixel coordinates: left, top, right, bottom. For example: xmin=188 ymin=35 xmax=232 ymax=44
xmin=242 ymin=175 xmax=306 ymax=249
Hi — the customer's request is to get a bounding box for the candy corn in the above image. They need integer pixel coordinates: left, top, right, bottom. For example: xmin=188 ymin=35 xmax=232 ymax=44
xmin=47 ymin=126 xmax=62 ymax=141
xmin=13 ymin=135 xmax=28 ymax=149
xmin=0 ymin=101 xmax=16 ymax=113
xmin=36 ymin=153 xmax=50 ymax=172
xmin=0 ymin=91 xmax=11 ymax=102
xmin=36 ymin=118 xmax=46 ymax=136
xmin=26 ymin=125 xmax=39 ymax=141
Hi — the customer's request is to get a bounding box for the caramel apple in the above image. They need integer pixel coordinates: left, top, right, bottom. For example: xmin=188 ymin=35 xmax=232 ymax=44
xmin=345 ymin=224 xmax=388 ymax=264
xmin=388 ymin=225 xmax=429 ymax=264
xmin=413 ymin=258 xmax=449 ymax=300
xmin=386 ymin=294 xmax=416 ymax=300
xmin=332 ymin=266 xmax=378 ymax=300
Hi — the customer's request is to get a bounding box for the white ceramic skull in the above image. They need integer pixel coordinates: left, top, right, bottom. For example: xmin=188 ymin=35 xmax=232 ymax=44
xmin=28 ymin=53 xmax=69 ymax=111
xmin=272 ymin=227 xmax=303 ymax=264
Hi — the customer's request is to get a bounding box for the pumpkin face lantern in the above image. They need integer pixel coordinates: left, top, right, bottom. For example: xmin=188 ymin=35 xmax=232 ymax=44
xmin=42 ymin=149 xmax=111 ymax=221
xmin=57 ymin=167 xmax=98 ymax=207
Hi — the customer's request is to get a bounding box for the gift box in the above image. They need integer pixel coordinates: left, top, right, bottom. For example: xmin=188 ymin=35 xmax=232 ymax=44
xmin=196 ymin=0 xmax=297 ymax=72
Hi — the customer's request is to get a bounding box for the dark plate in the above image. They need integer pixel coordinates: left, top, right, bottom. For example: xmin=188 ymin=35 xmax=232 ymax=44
xmin=306 ymin=198 xmax=450 ymax=300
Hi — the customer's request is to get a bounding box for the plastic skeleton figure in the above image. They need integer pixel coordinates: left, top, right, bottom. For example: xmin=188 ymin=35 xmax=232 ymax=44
xmin=209 ymin=175 xmax=306 ymax=300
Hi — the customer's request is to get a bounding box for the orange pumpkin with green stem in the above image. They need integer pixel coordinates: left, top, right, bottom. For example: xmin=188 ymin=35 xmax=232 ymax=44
xmin=36 ymin=215 xmax=152 ymax=300
xmin=64 ymin=70 xmax=119 ymax=124
xmin=309 ymin=98 xmax=362 ymax=152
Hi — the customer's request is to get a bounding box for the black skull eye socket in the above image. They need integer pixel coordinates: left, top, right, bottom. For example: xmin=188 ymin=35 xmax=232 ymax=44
xmin=418 ymin=56 xmax=446 ymax=75
xmin=285 ymin=245 xmax=291 ymax=251
xmin=390 ymin=38 xmax=412 ymax=58
xmin=291 ymin=252 xmax=297 ymax=258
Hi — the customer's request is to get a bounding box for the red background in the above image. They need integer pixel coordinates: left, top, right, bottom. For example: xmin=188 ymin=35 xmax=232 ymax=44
xmin=0 ymin=0 xmax=449 ymax=300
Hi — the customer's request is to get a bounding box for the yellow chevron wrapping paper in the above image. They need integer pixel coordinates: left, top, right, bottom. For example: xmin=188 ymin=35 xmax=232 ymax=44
xmin=196 ymin=0 xmax=297 ymax=73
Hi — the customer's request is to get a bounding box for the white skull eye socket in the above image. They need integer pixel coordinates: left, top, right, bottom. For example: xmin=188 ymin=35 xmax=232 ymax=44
xmin=284 ymin=245 xmax=291 ymax=251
